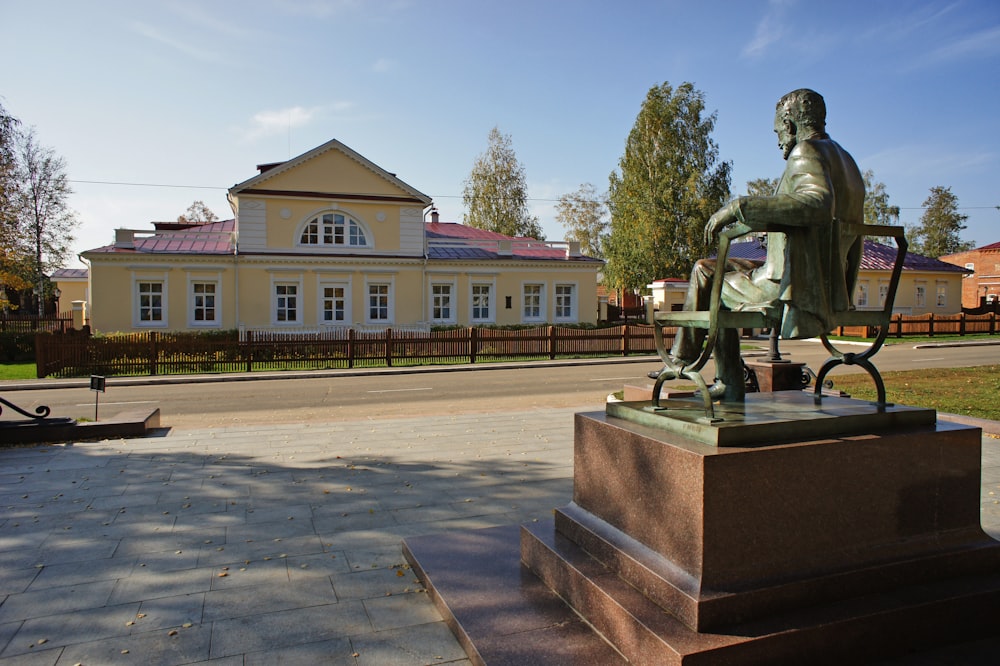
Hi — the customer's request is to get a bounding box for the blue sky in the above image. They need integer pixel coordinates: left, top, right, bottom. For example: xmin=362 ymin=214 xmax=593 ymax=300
xmin=3 ymin=0 xmax=998 ymax=268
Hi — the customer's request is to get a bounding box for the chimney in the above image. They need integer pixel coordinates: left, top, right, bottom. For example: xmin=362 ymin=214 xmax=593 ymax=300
xmin=115 ymin=229 xmax=135 ymax=249
xmin=430 ymin=208 xmax=439 ymax=223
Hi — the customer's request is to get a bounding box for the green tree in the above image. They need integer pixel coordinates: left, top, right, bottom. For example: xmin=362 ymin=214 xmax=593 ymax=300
xmin=177 ymin=200 xmax=219 ymax=225
xmin=909 ymin=186 xmax=973 ymax=257
xmin=15 ymin=127 xmax=79 ymax=315
xmin=0 ymin=103 xmax=31 ymax=312
xmin=604 ymin=82 xmax=731 ymax=291
xmin=861 ymin=169 xmax=900 ymax=228
xmin=745 ymin=177 xmax=779 ymax=197
xmin=462 ymin=127 xmax=543 ymax=239
xmin=555 ymin=183 xmax=607 ymax=258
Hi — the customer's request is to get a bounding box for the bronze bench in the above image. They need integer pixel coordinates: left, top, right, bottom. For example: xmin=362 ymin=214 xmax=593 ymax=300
xmin=652 ymin=223 xmax=907 ymax=420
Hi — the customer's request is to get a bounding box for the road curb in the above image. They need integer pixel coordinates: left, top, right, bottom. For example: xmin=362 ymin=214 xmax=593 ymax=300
xmin=0 ymin=355 xmax=663 ymax=392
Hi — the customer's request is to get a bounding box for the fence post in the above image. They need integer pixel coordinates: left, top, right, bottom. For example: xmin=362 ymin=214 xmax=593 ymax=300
xmin=149 ymin=331 xmax=158 ymax=376
xmin=35 ymin=333 xmax=45 ymax=378
xmin=548 ymin=326 xmax=557 ymax=360
xmin=385 ymin=328 xmax=393 ymax=367
xmin=992 ymin=313 xmax=997 ymax=336
xmin=469 ymin=327 xmax=477 ymax=364
xmin=959 ymin=312 xmax=966 ymax=336
xmin=622 ymin=324 xmax=630 ymax=356
xmin=928 ymin=313 xmax=934 ymax=337
xmin=244 ymin=330 xmax=253 ymax=372
xmin=348 ymin=328 xmax=355 ymax=368
xmin=895 ymin=313 xmax=902 ymax=338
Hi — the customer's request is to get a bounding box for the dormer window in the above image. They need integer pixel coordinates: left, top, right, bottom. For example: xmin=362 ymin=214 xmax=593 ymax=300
xmin=299 ymin=212 xmax=369 ymax=247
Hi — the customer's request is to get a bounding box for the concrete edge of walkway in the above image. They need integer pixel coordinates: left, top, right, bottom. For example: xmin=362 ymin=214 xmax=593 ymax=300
xmin=939 ymin=412 xmax=1000 ymax=437
xmin=0 ymin=355 xmax=664 ymax=392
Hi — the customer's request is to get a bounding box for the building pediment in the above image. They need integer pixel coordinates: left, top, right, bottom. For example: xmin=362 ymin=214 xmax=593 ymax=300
xmin=229 ymin=138 xmax=431 ymax=205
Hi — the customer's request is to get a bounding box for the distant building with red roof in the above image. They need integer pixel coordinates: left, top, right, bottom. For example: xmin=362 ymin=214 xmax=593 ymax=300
xmin=644 ymin=237 xmax=969 ymax=316
xmin=941 ymin=242 xmax=1000 ymax=309
xmin=69 ymin=139 xmax=602 ymax=332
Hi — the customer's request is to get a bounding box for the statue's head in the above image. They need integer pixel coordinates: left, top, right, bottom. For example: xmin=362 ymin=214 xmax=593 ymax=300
xmin=774 ymin=89 xmax=827 ymax=159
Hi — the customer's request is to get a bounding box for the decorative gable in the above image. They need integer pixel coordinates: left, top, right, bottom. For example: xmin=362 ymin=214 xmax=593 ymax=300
xmin=229 ymin=139 xmax=431 ymax=255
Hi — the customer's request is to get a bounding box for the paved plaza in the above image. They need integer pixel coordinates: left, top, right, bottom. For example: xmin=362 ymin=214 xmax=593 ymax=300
xmin=1 ymin=407 xmax=999 ymax=664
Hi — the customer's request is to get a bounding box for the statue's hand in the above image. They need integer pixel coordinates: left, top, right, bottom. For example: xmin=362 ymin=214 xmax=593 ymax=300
xmin=703 ymin=200 xmax=740 ymax=244
xmin=704 ymin=209 xmax=731 ymax=245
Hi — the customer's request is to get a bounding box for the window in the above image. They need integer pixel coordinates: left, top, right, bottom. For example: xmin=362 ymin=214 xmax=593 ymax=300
xmin=299 ymin=212 xmax=368 ymax=247
xmin=137 ymin=282 xmax=164 ymax=324
xmin=965 ymin=262 xmax=975 ymax=275
xmin=523 ymin=284 xmax=544 ymax=322
xmin=936 ymin=283 xmax=947 ymax=308
xmin=431 ymin=284 xmax=453 ymax=322
xmin=275 ymin=283 xmax=299 ymax=323
xmin=555 ymin=284 xmax=576 ymax=321
xmin=191 ymin=281 xmax=219 ymax=326
xmin=471 ymin=283 xmax=493 ymax=323
xmin=878 ymin=283 xmax=889 ymax=307
xmin=855 ymin=282 xmax=868 ymax=308
xmin=368 ymin=283 xmax=391 ymax=322
xmin=915 ymin=284 xmax=926 ymax=308
xmin=321 ymin=284 xmax=348 ymax=324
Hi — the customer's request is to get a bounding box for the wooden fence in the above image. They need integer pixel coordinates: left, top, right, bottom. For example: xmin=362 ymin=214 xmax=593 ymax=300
xmin=2 ymin=312 xmax=73 ymax=333
xmin=34 ymin=325 xmax=665 ymax=378
xmin=831 ymin=312 xmax=999 ymax=338
xmin=33 ymin=312 xmax=1000 ymax=379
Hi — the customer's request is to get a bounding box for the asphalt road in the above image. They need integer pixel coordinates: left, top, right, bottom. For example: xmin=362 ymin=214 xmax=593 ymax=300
xmin=6 ymin=339 xmax=999 ymax=429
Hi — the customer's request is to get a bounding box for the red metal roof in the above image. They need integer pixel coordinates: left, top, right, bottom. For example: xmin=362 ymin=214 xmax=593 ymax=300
xmin=715 ymin=238 xmax=969 ymax=274
xmin=83 ymin=219 xmax=599 ymax=263
xmin=87 ymin=219 xmax=236 ymax=254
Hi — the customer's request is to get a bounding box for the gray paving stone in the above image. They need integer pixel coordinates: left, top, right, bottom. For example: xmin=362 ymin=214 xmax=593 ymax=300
xmin=0 ymin=602 xmax=140 ymax=658
xmin=133 ymin=592 xmax=206 ymax=631
xmin=208 ymin=601 xmax=371 ymax=658
xmin=242 ymin=636 xmax=356 ymax=665
xmin=0 ymin=647 xmax=62 ymax=666
xmin=0 ymin=579 xmax=117 ymax=624
xmin=363 ymin=592 xmax=442 ymax=631
xmin=107 ymin=567 xmax=214 ymax=605
xmin=57 ymin=624 xmax=211 ymax=665
xmin=349 ymin=621 xmax=470 ymax=666
xmin=203 ymin=579 xmax=337 ymax=622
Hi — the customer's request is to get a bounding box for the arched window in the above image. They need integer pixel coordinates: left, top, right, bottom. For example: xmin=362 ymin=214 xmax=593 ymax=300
xmin=299 ymin=212 xmax=369 ymax=247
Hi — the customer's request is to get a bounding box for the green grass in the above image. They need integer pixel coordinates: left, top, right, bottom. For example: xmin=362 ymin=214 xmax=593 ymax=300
xmin=0 ymin=363 xmax=36 ymax=380
xmin=830 ymin=365 xmax=1000 ymax=422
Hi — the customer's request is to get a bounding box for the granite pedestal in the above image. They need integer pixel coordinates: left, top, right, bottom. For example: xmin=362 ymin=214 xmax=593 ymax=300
xmin=745 ymin=359 xmax=807 ymax=392
xmin=405 ymin=395 xmax=1000 ymax=664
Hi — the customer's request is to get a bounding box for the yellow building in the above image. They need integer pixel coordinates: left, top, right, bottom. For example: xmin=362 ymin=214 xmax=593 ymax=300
xmin=646 ymin=238 xmax=968 ymax=317
xmin=76 ymin=139 xmax=601 ymax=333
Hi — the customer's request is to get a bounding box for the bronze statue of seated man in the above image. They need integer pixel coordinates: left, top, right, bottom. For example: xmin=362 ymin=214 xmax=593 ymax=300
xmin=654 ymin=88 xmax=865 ymax=403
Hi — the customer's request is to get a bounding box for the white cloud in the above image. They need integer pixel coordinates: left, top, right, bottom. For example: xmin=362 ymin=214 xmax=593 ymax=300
xmin=742 ymin=0 xmax=794 ymax=58
xmin=130 ymin=21 xmax=224 ymax=63
xmin=238 ymin=106 xmax=322 ymax=142
xmin=922 ymin=24 xmax=1000 ymax=64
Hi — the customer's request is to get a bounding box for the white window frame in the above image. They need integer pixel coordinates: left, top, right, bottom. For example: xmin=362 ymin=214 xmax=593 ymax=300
xmin=470 ymin=281 xmax=495 ymax=324
xmin=878 ymin=282 xmax=889 ymax=307
xmin=935 ymin=281 xmax=947 ymax=308
xmin=296 ymin=208 xmax=372 ymax=250
xmin=188 ymin=276 xmax=221 ymax=328
xmin=554 ymin=282 xmax=578 ymax=322
xmin=365 ymin=276 xmax=395 ymax=324
xmin=855 ymin=281 xmax=868 ymax=308
xmin=318 ymin=279 xmax=351 ymax=326
xmin=132 ymin=273 xmax=168 ymax=328
xmin=522 ymin=283 xmax=545 ymax=323
xmin=429 ymin=279 xmax=456 ymax=324
xmin=271 ymin=275 xmax=303 ymax=326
